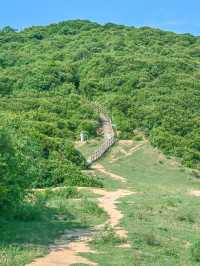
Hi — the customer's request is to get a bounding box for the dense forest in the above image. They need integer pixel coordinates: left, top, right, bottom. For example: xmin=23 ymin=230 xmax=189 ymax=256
xmin=0 ymin=20 xmax=200 ymax=210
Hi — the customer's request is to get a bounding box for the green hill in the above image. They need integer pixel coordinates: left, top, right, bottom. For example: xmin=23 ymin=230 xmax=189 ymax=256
xmin=1 ymin=20 xmax=200 ymax=265
xmin=0 ymin=20 xmax=200 ymax=210
xmin=1 ymin=20 xmax=200 ymax=169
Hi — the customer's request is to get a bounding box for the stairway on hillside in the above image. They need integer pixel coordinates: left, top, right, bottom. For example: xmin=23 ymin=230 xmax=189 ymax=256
xmin=87 ymin=104 xmax=115 ymax=164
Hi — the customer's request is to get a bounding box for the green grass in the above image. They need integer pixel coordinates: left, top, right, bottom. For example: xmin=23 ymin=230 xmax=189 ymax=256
xmin=0 ymin=187 xmax=107 ymax=266
xmin=2 ymin=141 xmax=200 ymax=265
xmin=84 ymin=142 xmax=200 ymax=266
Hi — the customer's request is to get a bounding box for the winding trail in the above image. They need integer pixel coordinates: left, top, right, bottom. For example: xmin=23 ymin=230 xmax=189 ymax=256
xmin=28 ymin=235 xmax=97 ymax=266
xmin=27 ymin=104 xmax=137 ymax=266
xmin=91 ymin=188 xmax=134 ymax=238
xmin=28 ymin=185 xmax=133 ymax=266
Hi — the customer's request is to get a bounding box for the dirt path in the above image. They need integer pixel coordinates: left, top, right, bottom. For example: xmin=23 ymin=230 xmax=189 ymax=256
xmin=189 ymin=190 xmax=200 ymax=197
xmin=28 ymin=107 xmax=133 ymax=265
xmin=28 ymin=233 xmax=97 ymax=266
xmin=93 ymin=163 xmax=126 ymax=182
xmin=28 ymin=176 xmax=133 ymax=266
xmin=111 ymin=141 xmax=147 ymax=163
xmin=91 ymin=188 xmax=134 ymax=237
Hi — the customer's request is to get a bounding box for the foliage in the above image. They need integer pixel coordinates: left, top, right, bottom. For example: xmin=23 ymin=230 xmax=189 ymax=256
xmin=0 ymin=186 xmax=107 ymax=266
xmin=0 ymin=128 xmax=34 ymax=211
xmin=87 ymin=141 xmax=200 ymax=265
xmin=0 ymin=20 xmax=198 ymax=168
xmin=0 ymin=92 xmax=100 ymax=190
xmin=0 ymin=19 xmax=200 ymax=212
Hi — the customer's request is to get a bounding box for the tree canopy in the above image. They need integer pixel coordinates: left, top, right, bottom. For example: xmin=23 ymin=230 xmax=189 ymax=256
xmin=0 ymin=19 xmax=199 ymax=200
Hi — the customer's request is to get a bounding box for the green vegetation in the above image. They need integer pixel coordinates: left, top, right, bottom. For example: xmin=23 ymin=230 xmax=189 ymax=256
xmin=84 ymin=141 xmax=200 ymax=265
xmin=0 ymin=19 xmax=200 ymax=265
xmin=0 ymin=20 xmax=199 ymax=170
xmin=0 ymin=128 xmax=34 ymax=211
xmin=1 ymin=131 xmax=200 ymax=265
xmin=0 ymin=92 xmax=100 ymax=188
xmin=91 ymin=225 xmax=126 ymax=246
xmin=0 ymin=187 xmax=107 ymax=266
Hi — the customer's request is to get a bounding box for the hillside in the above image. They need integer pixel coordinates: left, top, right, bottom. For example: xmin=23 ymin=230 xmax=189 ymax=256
xmin=0 ymin=20 xmax=200 ymax=171
xmin=0 ymin=19 xmax=200 ymax=264
xmin=2 ymin=138 xmax=200 ymax=265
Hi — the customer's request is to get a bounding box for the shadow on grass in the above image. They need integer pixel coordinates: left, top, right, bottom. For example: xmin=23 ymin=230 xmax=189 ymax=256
xmin=0 ymin=204 xmax=88 ymax=249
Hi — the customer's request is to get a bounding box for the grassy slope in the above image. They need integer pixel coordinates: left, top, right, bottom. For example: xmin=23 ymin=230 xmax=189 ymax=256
xmin=1 ymin=140 xmax=200 ymax=266
xmin=81 ymin=141 xmax=200 ymax=266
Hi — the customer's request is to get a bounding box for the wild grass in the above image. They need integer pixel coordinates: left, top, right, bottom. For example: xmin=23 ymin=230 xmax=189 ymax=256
xmin=2 ymin=141 xmax=200 ymax=265
xmin=87 ymin=142 xmax=200 ymax=266
xmin=0 ymin=186 xmax=107 ymax=266
xmin=91 ymin=225 xmax=126 ymax=246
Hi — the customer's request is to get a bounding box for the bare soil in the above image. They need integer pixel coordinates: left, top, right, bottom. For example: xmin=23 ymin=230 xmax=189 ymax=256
xmin=93 ymin=163 xmax=126 ymax=182
xmin=189 ymin=190 xmax=200 ymax=197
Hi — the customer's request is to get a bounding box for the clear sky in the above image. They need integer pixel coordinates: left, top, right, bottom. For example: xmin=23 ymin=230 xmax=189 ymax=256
xmin=1 ymin=0 xmax=200 ymax=35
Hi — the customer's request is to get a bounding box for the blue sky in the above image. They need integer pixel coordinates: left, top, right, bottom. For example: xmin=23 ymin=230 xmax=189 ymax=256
xmin=1 ymin=0 xmax=200 ymax=35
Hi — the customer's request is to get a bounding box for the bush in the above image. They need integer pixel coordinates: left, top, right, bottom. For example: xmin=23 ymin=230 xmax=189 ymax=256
xmin=0 ymin=128 xmax=31 ymax=211
xmin=81 ymin=200 xmax=105 ymax=216
xmin=13 ymin=201 xmax=45 ymax=221
xmin=33 ymin=157 xmax=103 ymax=188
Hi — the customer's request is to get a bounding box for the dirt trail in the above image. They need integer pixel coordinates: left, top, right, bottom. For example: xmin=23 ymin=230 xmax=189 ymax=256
xmin=28 ymin=178 xmax=133 ymax=266
xmin=189 ymin=190 xmax=200 ymax=197
xmin=91 ymin=188 xmax=134 ymax=237
xmin=93 ymin=163 xmax=126 ymax=182
xmin=111 ymin=141 xmax=147 ymax=163
xmin=27 ymin=106 xmax=135 ymax=265
xmin=28 ymin=237 xmax=97 ymax=266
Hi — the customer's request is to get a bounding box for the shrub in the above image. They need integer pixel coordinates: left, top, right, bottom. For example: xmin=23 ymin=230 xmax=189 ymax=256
xmin=13 ymin=201 xmax=45 ymax=221
xmin=33 ymin=157 xmax=103 ymax=188
xmin=0 ymin=128 xmax=31 ymax=211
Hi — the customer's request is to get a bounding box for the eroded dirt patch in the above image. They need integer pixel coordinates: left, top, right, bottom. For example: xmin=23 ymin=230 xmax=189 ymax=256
xmin=111 ymin=141 xmax=147 ymax=163
xmin=189 ymin=190 xmax=200 ymax=197
xmin=118 ymin=140 xmax=134 ymax=145
xmin=93 ymin=163 xmax=126 ymax=182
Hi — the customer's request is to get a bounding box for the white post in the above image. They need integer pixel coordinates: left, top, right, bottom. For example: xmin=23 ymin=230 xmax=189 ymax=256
xmin=80 ymin=132 xmax=85 ymax=142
